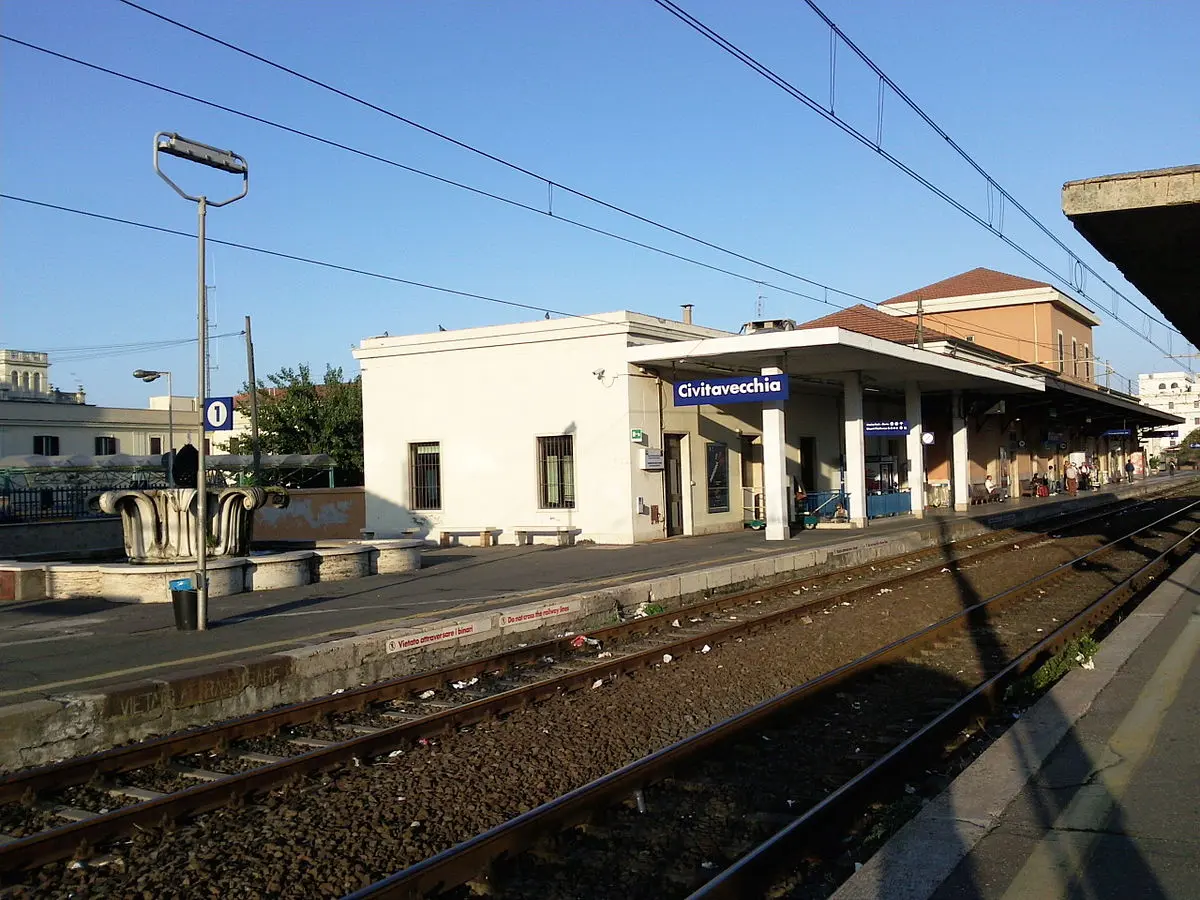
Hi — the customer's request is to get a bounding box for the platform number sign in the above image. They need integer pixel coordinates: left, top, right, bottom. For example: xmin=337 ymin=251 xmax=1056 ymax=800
xmin=203 ymin=397 xmax=235 ymax=431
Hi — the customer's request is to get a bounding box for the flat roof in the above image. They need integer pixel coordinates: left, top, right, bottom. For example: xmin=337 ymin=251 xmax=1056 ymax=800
xmin=1062 ymin=164 xmax=1200 ymax=345
xmin=626 ymin=326 xmax=1046 ymax=394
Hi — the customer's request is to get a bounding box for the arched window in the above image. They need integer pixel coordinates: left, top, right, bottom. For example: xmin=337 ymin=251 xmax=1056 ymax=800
xmin=32 ymin=373 xmax=41 ymax=392
xmin=1171 ymin=382 xmax=1179 ymax=389
xmin=21 ymin=372 xmax=29 ymax=389
xmin=8 ymin=372 xmax=16 ymax=386
xmin=1159 ymin=383 xmax=1167 ymax=390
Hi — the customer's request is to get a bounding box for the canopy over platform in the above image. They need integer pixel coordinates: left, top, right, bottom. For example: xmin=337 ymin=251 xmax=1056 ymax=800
xmin=1062 ymin=165 xmax=1200 ymax=345
xmin=627 ymin=326 xmax=1046 ymax=394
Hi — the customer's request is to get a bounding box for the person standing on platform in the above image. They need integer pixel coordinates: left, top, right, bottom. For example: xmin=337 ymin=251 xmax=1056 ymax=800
xmin=1064 ymin=460 xmax=1079 ymax=495
xmin=1125 ymin=459 xmax=1135 ymax=483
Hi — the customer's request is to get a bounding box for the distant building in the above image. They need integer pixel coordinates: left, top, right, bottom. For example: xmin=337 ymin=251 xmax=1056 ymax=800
xmin=1136 ymin=372 xmax=1198 ymax=459
xmin=0 ymin=349 xmax=201 ymax=459
xmin=877 ymin=267 xmax=1100 ymax=384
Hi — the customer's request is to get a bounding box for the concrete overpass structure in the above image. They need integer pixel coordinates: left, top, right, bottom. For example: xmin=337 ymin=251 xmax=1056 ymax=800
xmin=1062 ymin=165 xmax=1200 ymax=345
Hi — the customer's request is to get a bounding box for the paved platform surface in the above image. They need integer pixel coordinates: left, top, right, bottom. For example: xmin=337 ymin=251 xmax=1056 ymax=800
xmin=834 ymin=533 xmax=1200 ymax=900
xmin=0 ymin=477 xmax=1186 ymax=708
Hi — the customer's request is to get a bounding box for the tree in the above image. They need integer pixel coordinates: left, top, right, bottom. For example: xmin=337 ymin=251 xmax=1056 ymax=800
xmin=1174 ymin=428 xmax=1200 ymax=469
xmin=231 ymin=363 xmax=363 ymax=485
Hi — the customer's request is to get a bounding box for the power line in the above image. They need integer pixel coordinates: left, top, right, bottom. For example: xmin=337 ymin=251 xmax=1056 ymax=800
xmin=2 ymin=192 xmax=1140 ymax=390
xmin=0 ymin=31 xmax=1100 ymax=369
xmin=1 ymin=34 xmax=842 ymax=312
xmin=3 ymin=35 xmax=1122 ymax=375
xmin=89 ymin=6 xmax=1176 ymax=373
xmin=1 ymin=193 xmax=620 ymax=324
xmin=648 ymin=0 xmax=1189 ymax=368
xmin=104 ymin=3 xmax=860 ymax=307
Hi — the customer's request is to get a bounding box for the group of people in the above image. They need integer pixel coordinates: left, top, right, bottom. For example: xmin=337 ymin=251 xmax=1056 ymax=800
xmin=1031 ymin=458 xmax=1101 ymax=497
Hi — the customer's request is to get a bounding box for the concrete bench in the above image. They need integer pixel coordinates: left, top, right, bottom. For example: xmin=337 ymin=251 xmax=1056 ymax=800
xmin=512 ymin=526 xmax=579 ymax=547
xmin=438 ymin=527 xmax=501 ymax=547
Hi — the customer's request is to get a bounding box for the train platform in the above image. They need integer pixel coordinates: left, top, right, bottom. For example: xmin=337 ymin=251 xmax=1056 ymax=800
xmin=0 ymin=475 xmax=1190 ymax=769
xmin=833 ymin=534 xmax=1200 ymax=899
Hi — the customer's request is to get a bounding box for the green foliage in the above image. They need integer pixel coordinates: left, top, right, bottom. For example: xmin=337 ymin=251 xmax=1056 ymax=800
xmin=230 ymin=363 xmax=363 ymax=485
xmin=1006 ymin=633 xmax=1099 ymax=703
xmin=1171 ymin=428 xmax=1200 ymax=468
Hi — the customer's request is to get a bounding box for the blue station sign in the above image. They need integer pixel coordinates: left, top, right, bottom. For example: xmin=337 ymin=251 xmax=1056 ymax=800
xmin=864 ymin=420 xmax=909 ymax=437
xmin=673 ymin=375 xmax=789 ymax=406
xmin=1101 ymin=429 xmax=1131 ymax=437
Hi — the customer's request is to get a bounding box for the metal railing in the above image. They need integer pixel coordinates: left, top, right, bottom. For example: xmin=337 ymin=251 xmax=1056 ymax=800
xmin=866 ymin=491 xmax=911 ymax=519
xmin=0 ymin=486 xmax=124 ymax=524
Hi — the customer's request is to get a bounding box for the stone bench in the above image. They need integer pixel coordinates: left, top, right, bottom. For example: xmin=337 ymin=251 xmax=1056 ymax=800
xmin=512 ymin=526 xmax=580 ymax=547
xmin=438 ymin=527 xmax=502 ymax=547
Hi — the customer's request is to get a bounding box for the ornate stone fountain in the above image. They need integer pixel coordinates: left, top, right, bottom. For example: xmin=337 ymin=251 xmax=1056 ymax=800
xmin=98 ymin=486 xmax=288 ymax=563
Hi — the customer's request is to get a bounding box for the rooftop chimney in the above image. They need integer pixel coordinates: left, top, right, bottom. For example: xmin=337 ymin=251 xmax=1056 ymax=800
xmin=681 ymin=304 xmax=694 ymax=325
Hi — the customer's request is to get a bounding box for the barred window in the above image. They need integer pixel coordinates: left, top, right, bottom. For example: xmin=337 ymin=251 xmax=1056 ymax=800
xmin=33 ymin=435 xmax=59 ymax=456
xmin=537 ymin=435 xmax=575 ymax=509
xmin=95 ymin=436 xmax=118 ymax=455
xmin=706 ymin=442 xmax=729 ymax=513
xmin=409 ymin=442 xmax=442 ymax=510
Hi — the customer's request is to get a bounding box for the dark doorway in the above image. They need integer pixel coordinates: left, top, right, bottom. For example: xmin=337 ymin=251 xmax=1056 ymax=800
xmin=664 ymin=434 xmax=685 ymax=536
xmin=798 ymin=436 xmax=817 ymax=493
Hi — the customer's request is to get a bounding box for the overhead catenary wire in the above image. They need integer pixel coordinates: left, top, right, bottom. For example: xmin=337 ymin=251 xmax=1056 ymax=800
xmin=2 ymin=192 xmax=1137 ymax=391
xmin=0 ymin=36 xmax=1132 ymax=376
xmin=0 ymin=34 xmax=1137 ymax=374
xmin=86 ymin=6 xmax=1183 ymax=367
xmin=647 ymin=0 xmax=1190 ymax=367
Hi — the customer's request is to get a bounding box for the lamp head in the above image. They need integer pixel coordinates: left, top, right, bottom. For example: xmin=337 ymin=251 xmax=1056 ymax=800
xmin=133 ymin=369 xmax=162 ymax=383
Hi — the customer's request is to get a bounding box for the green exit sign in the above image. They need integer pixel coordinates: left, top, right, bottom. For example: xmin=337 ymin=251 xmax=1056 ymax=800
xmin=631 ymin=428 xmax=645 ymax=442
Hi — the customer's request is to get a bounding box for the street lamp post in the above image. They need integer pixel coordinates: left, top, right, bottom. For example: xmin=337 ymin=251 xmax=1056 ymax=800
xmin=133 ymin=369 xmax=173 ymax=485
xmin=154 ymin=132 xmax=248 ymax=632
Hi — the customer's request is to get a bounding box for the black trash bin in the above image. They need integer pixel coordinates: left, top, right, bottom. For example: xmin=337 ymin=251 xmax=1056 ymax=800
xmin=169 ymin=578 xmax=199 ymax=631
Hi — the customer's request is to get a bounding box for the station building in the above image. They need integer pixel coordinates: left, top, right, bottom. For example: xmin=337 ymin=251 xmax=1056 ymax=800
xmin=355 ymin=269 xmax=1180 ymax=544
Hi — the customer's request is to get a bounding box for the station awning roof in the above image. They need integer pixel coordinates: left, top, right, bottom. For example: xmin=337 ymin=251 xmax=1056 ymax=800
xmin=626 ymin=326 xmax=1046 ymax=394
xmin=1062 ymin=165 xmax=1200 ymax=345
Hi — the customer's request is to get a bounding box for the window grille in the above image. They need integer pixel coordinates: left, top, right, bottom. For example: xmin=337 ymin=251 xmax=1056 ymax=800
xmin=33 ymin=435 xmax=60 ymax=456
xmin=150 ymin=437 xmax=163 ymax=456
xmin=537 ymin=435 xmax=575 ymax=509
xmin=94 ymin=436 xmax=118 ymax=455
xmin=409 ymin=442 xmax=442 ymax=510
xmin=706 ymin=442 xmax=730 ymax=513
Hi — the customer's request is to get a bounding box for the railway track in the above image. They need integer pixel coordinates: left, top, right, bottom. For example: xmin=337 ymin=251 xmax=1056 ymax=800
xmin=0 ymin=490 xmax=1186 ymax=883
xmin=341 ymin=498 xmax=1200 ymax=899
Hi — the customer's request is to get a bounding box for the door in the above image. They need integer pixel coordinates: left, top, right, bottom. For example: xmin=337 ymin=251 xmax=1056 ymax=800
xmin=664 ymin=434 xmax=685 ymax=536
xmin=740 ymin=435 xmax=764 ymax=521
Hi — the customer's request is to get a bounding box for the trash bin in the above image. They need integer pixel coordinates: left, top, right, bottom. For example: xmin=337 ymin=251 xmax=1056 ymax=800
xmin=169 ymin=578 xmax=199 ymax=631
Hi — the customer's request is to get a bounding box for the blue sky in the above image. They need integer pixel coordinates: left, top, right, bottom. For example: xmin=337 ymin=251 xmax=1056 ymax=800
xmin=2 ymin=0 xmax=1197 ymax=408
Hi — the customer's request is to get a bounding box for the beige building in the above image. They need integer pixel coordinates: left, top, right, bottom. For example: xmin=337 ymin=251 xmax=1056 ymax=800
xmin=0 ymin=349 xmax=202 ymax=460
xmin=879 ymin=268 xmax=1101 ymax=385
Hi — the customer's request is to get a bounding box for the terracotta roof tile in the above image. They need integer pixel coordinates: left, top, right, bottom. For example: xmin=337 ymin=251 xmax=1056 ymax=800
xmin=881 ymin=267 xmax=1053 ymax=306
xmin=796 ymin=304 xmax=954 ymax=344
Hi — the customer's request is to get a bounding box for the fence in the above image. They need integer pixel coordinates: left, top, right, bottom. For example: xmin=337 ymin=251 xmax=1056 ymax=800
xmin=866 ymin=491 xmax=911 ymax=519
xmin=0 ymin=486 xmax=116 ymax=524
xmin=800 ymin=490 xmax=849 ymax=518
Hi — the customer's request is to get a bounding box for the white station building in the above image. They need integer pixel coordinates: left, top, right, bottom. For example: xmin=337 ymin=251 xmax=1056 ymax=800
xmin=354 ymin=271 xmax=1179 ymax=545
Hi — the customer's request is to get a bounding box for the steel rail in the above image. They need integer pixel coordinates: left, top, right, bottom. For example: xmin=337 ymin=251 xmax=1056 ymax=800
xmin=342 ymin=500 xmax=1200 ymax=899
xmin=0 ymin=494 xmax=1181 ymax=873
xmin=1 ymin=502 xmax=1092 ymax=803
xmin=689 ymin=524 xmax=1200 ymax=898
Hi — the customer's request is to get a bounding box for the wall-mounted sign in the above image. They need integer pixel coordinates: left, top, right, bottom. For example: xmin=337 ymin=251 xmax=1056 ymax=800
xmin=641 ymin=448 xmax=665 ymax=470
xmin=921 ymin=432 xmax=935 ymax=445
xmin=1141 ymin=429 xmax=1179 ymax=439
xmin=630 ymin=428 xmax=645 ymax=443
xmin=1101 ymin=429 xmax=1131 ymax=437
xmin=864 ymin=420 xmax=909 ymax=437
xmin=1190 ymin=443 xmax=1200 ymax=449
xmin=673 ymin=375 xmax=788 ymax=407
